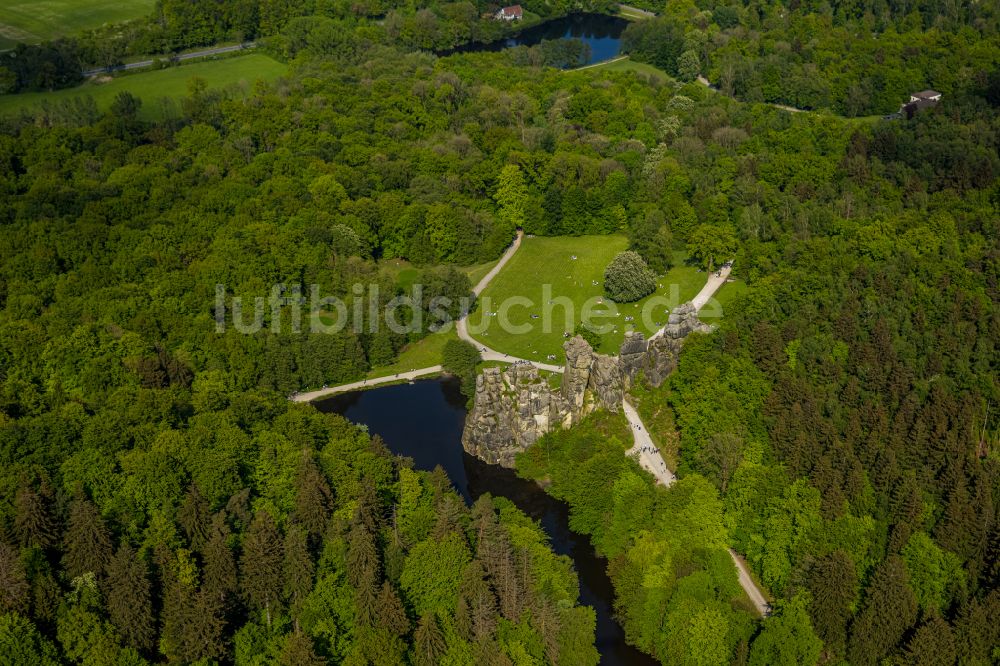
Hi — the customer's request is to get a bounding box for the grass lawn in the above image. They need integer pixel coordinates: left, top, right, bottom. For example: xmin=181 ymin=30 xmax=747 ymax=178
xmin=0 ymin=0 xmax=154 ymax=47
xmin=365 ymin=328 xmax=458 ymax=380
xmin=582 ymin=56 xmax=671 ymax=83
xmin=617 ymin=5 xmax=655 ymax=20
xmin=465 ymin=235 xmax=712 ymax=362
xmin=0 ymin=54 xmax=287 ymax=119
xmin=375 ymin=256 xmax=501 ymax=293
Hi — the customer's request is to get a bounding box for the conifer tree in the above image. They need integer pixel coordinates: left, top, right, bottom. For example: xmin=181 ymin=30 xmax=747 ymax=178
xmin=903 ymin=614 xmax=956 ymax=666
xmin=283 ymin=525 xmax=314 ymax=626
xmin=413 ymin=613 xmax=445 ymax=666
xmin=847 ymin=556 xmax=918 ymax=666
xmin=376 ymin=581 xmax=410 ymax=637
xmin=203 ymin=512 xmax=238 ymax=609
xmin=293 ymin=453 xmax=333 ymax=541
xmin=240 ymin=509 xmax=284 ymax=627
xmin=0 ymin=541 xmax=28 ymax=614
xmin=803 ymin=550 xmax=857 ymax=658
xmin=177 ymin=483 xmax=210 ymax=552
xmin=104 ymin=543 xmax=155 ymax=652
xmin=279 ymin=631 xmax=325 ymax=666
xmin=13 ymin=482 xmax=57 ymax=550
xmin=62 ymin=494 xmax=112 ymax=579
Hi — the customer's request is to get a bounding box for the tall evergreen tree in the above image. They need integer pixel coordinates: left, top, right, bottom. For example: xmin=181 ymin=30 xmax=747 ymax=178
xmin=240 ymin=509 xmax=284 ymax=627
xmin=803 ymin=550 xmax=858 ymax=659
xmin=376 ymin=580 xmax=410 ymax=637
xmin=293 ymin=453 xmax=333 ymax=541
xmin=847 ymin=556 xmax=919 ymax=666
xmin=902 ymin=614 xmax=957 ymax=666
xmin=203 ymin=512 xmax=238 ymax=609
xmin=104 ymin=543 xmax=155 ymax=652
xmin=177 ymin=483 xmax=211 ymax=552
xmin=13 ymin=482 xmax=57 ymax=550
xmin=0 ymin=541 xmax=28 ymax=615
xmin=412 ymin=613 xmax=445 ymax=666
xmin=279 ymin=631 xmax=325 ymax=666
xmin=283 ymin=525 xmax=314 ymax=627
xmin=62 ymin=495 xmax=112 ymax=579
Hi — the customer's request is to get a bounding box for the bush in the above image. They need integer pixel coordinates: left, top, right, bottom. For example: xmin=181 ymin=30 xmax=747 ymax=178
xmin=603 ymin=251 xmax=656 ymax=303
xmin=573 ymin=323 xmax=602 ymax=350
xmin=442 ymin=339 xmax=481 ymax=398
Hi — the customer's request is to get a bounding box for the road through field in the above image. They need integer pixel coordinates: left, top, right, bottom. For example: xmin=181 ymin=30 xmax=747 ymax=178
xmin=82 ymin=42 xmax=255 ymax=76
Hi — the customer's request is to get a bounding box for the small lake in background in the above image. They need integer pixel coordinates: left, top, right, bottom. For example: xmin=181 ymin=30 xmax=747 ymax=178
xmin=442 ymin=12 xmax=629 ymax=66
xmin=315 ymin=377 xmax=656 ymax=666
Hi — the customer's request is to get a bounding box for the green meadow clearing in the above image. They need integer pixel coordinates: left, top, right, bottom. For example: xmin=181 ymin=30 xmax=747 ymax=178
xmin=583 ymin=56 xmax=671 ymax=83
xmin=0 ymin=0 xmax=154 ymax=48
xmin=466 ymin=235 xmax=739 ymax=362
xmin=0 ymin=54 xmax=287 ymax=119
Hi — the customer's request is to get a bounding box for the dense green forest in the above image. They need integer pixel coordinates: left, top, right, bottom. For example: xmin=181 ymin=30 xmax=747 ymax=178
xmin=0 ymin=0 xmax=613 ymax=92
xmin=0 ymin=394 xmax=599 ymax=664
xmin=623 ymin=0 xmax=1000 ymax=115
xmin=1 ymin=2 xmax=998 ymax=663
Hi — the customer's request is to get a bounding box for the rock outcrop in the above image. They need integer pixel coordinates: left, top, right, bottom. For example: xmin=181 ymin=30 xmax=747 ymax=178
xmin=461 ymin=301 xmax=713 ymax=467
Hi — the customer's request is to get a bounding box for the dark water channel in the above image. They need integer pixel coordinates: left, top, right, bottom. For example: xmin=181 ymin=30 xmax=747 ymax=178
xmin=442 ymin=12 xmax=629 ymax=65
xmin=314 ymin=377 xmax=656 ymax=665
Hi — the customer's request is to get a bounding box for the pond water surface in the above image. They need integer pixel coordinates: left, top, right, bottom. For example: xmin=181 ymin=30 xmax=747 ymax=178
xmin=315 ymin=377 xmax=656 ymax=665
xmin=444 ymin=12 xmax=629 ymax=65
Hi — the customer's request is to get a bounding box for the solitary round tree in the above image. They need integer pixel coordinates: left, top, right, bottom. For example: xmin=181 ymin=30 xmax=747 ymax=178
xmin=604 ymin=251 xmax=656 ymax=303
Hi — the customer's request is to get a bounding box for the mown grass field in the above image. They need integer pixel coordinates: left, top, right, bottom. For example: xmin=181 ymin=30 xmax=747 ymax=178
xmin=466 ymin=235 xmax=725 ymax=362
xmin=0 ymin=54 xmax=287 ymax=119
xmin=583 ymin=56 xmax=671 ymax=83
xmin=365 ymin=328 xmax=459 ymax=380
xmin=0 ymin=0 xmax=154 ymax=48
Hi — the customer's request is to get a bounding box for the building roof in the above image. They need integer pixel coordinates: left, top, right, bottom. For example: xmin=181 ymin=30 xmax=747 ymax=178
xmin=903 ymin=98 xmax=937 ymax=118
xmin=912 ymin=90 xmax=942 ymax=99
xmin=498 ymin=4 xmax=523 ymax=16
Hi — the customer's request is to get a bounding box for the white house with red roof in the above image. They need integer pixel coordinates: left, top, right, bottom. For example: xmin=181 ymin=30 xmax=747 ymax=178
xmin=495 ymin=4 xmax=523 ymax=20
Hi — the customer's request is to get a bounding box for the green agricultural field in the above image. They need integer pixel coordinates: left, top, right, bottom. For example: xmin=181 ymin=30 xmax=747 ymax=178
xmin=0 ymin=54 xmax=287 ymax=119
xmin=466 ymin=235 xmax=725 ymax=362
xmin=0 ymin=0 xmax=154 ymax=48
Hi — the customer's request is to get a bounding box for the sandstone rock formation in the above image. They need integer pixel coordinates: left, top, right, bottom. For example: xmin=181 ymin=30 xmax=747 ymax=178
xmin=461 ymin=301 xmax=713 ymax=467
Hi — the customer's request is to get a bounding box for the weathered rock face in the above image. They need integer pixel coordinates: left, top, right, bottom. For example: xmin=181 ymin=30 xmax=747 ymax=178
xmin=462 ymin=362 xmax=569 ymax=467
xmin=589 ymin=354 xmax=623 ymax=411
xmin=462 ymin=301 xmax=713 ymax=467
xmin=561 ymin=335 xmax=594 ymax=413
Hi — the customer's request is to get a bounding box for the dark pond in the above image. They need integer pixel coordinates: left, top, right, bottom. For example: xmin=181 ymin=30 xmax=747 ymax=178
xmin=444 ymin=12 xmax=629 ymax=66
xmin=315 ymin=377 xmax=656 ymax=665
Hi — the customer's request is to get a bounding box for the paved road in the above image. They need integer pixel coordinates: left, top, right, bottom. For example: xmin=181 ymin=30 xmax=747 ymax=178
xmin=623 ymin=399 xmax=676 ymax=486
xmin=729 ymin=550 xmax=772 ymax=616
xmin=82 ymin=43 xmax=255 ymax=77
xmin=472 ymin=230 xmax=522 ymax=296
xmin=692 ymin=264 xmax=732 ymax=311
xmin=291 ymin=366 xmax=443 ymax=402
xmin=573 ymin=55 xmax=628 ymax=71
xmin=648 ymin=264 xmax=732 ymax=340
